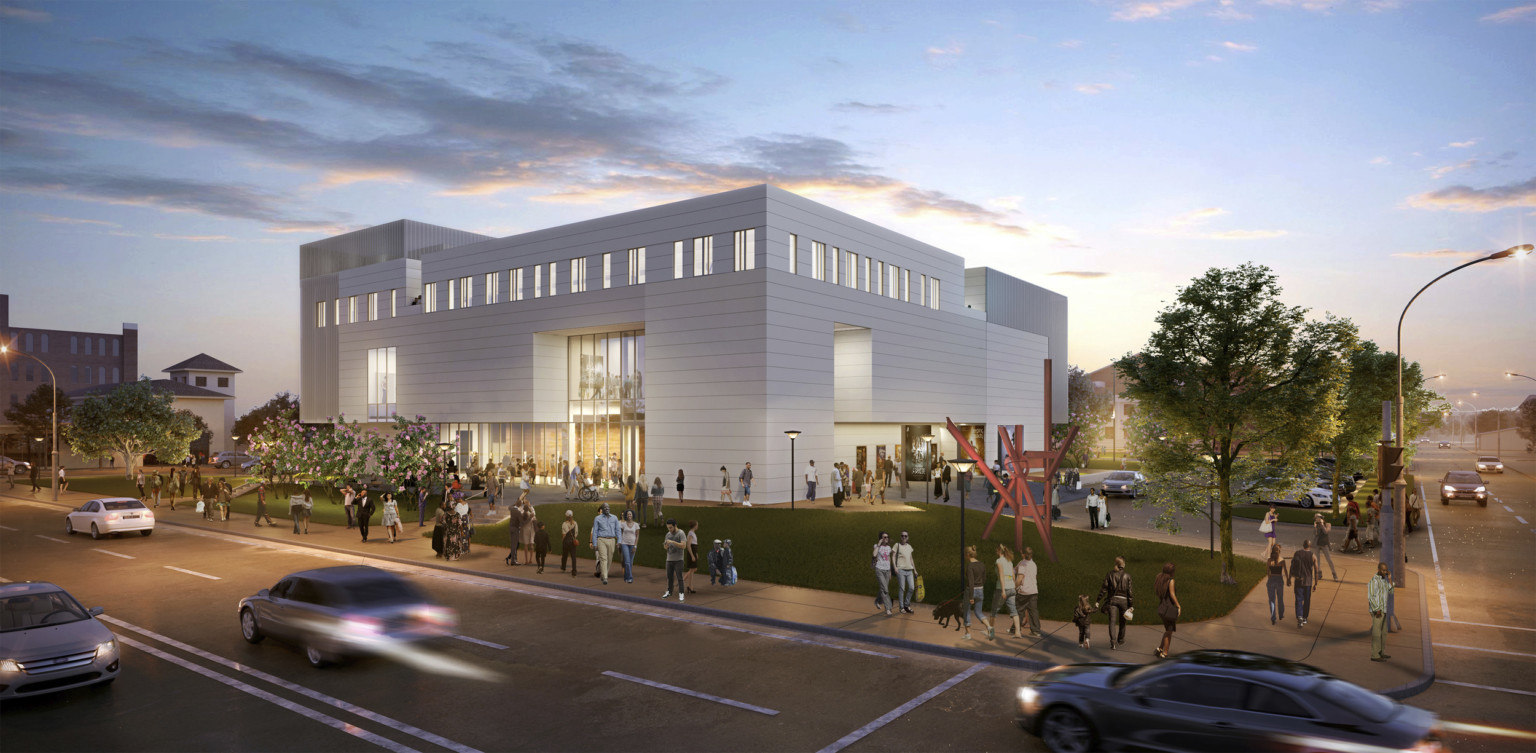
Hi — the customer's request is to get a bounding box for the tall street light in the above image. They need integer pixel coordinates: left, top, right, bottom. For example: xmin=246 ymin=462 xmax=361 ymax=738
xmin=1 ymin=345 xmax=59 ymax=502
xmin=1506 ymin=372 xmax=1536 ymax=383
xmin=921 ymin=432 xmax=935 ymax=507
xmin=784 ymin=430 xmax=801 ymax=510
xmin=1422 ymin=374 xmax=1446 ymax=384
xmin=947 ymin=455 xmax=977 ymax=592
xmin=1395 ymin=243 xmax=1531 ymax=586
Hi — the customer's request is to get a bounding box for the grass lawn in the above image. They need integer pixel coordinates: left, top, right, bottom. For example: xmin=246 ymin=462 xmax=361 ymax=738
xmin=474 ymin=502 xmax=1265 ymax=623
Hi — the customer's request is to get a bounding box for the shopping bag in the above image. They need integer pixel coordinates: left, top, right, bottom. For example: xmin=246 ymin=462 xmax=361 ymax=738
xmin=914 ymin=573 xmax=926 ymax=602
xmin=195 ymin=501 xmax=205 ymax=513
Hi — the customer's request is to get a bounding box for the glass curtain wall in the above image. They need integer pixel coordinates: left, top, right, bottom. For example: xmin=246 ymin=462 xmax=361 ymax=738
xmin=569 ymin=330 xmax=644 ymax=487
xmin=437 ymin=422 xmax=570 ymax=484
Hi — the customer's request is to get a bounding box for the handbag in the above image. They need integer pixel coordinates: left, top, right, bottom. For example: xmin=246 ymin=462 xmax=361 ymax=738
xmin=1158 ymin=599 xmax=1179 ymax=623
xmin=1106 ymin=510 xmax=1111 ymax=523
xmin=1259 ymin=518 xmax=1273 ymax=533
xmin=914 ymin=573 xmax=926 ymax=602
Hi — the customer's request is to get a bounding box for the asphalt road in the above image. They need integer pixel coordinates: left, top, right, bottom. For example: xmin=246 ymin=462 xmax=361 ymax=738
xmin=0 ymin=495 xmax=1047 ymax=753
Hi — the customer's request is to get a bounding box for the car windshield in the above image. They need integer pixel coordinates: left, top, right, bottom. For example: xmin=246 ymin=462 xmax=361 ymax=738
xmin=1477 ymin=457 xmax=1499 ymax=462
xmin=1445 ymin=472 xmax=1481 ymax=483
xmin=0 ymin=591 xmax=92 ymax=632
xmin=1107 ymin=472 xmax=1137 ymax=480
xmin=1314 ymin=677 xmax=1397 ymax=722
xmin=103 ymin=500 xmax=146 ymax=511
xmin=318 ymin=576 xmax=424 ymax=607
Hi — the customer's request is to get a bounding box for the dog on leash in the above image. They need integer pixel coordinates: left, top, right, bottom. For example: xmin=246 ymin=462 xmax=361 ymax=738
xmin=932 ymin=595 xmax=964 ymax=631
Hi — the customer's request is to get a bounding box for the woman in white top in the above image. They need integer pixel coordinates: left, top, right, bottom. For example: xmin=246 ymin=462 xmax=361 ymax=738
xmin=380 ymin=492 xmax=401 ymax=543
xmin=619 ymin=510 xmax=641 ymax=583
xmin=872 ymin=532 xmax=894 ymax=615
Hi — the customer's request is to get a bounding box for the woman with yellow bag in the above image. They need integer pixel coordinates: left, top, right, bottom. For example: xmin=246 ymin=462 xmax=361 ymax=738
xmin=892 ymin=530 xmax=919 ymax=614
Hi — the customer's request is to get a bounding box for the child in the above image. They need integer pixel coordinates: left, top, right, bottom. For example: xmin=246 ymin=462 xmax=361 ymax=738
xmin=721 ymin=539 xmax=736 ymax=586
xmin=708 ymin=539 xmax=724 ymax=585
xmin=1073 ymin=594 xmax=1094 ymax=649
xmin=533 ymin=520 xmax=550 ymax=574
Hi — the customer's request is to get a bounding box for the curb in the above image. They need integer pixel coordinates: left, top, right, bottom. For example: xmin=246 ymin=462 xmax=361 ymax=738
xmin=1379 ymin=568 xmax=1435 ymax=700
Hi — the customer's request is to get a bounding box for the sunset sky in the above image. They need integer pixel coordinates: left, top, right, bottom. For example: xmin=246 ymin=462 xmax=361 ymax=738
xmin=2 ymin=0 xmax=1532 ymax=415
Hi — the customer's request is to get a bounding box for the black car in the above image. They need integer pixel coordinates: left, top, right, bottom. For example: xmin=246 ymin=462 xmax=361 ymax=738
xmin=1439 ymin=470 xmax=1487 ymax=506
xmin=1438 ymin=441 xmax=1452 ymax=449
xmin=1015 ymin=650 xmax=1439 ymax=753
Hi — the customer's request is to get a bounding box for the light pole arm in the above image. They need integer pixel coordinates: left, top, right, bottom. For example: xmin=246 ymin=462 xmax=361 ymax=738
xmin=1398 ymin=254 xmax=1506 ymax=445
xmin=1 ymin=348 xmax=60 ymax=502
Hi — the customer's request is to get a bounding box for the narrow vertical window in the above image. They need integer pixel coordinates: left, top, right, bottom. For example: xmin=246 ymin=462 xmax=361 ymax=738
xmin=486 ymin=272 xmax=499 ymax=304
xmin=447 ymin=280 xmax=456 ymax=310
xmin=513 ymin=268 xmax=524 ymax=301
xmin=113 ymin=338 xmax=120 ymax=356
xmin=391 ymin=289 xmax=398 ymax=317
xmin=534 ymin=265 xmax=542 ymax=298
xmin=460 ymin=276 xmax=473 ymax=307
xmin=788 ymin=233 xmax=798 ymax=274
xmin=846 ymin=251 xmax=858 ymax=289
xmin=424 ymin=286 xmax=436 ymax=313
xmin=548 ymin=262 xmax=558 ymax=296
xmin=863 ymin=258 xmax=871 ymax=292
xmin=674 ymin=241 xmax=685 ymax=279
xmin=888 ymin=265 xmax=899 ymax=299
xmin=113 ymin=367 xmax=119 ymax=383
xmin=40 ymin=334 xmax=47 ymax=353
xmin=920 ymin=274 xmax=928 ymax=307
xmin=877 ymin=262 xmax=885 ymax=296
xmin=811 ymin=242 xmax=826 ymax=281
xmin=603 ymin=252 xmax=612 ymax=289
xmin=930 ymin=278 xmax=940 ymax=310
xmin=349 ymin=295 xmax=358 ymax=323
xmin=571 ymin=257 xmax=588 ymax=293
xmin=368 ymin=292 xmax=379 ymax=321
xmin=733 ymin=230 xmax=755 ymax=271
xmin=830 ymin=247 xmax=840 ymax=285
xmin=71 ymin=336 xmax=78 ymax=354
xmin=693 ymin=236 xmax=712 ymax=276
xmin=902 ymin=269 xmax=910 ymax=302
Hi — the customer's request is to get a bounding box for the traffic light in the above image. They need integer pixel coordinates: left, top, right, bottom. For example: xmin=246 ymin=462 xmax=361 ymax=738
xmin=1378 ymin=444 xmax=1405 ymax=488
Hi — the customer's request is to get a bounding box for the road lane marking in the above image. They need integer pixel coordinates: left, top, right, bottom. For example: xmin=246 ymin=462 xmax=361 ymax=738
xmin=1517 ymin=516 xmax=1529 ymax=525
xmin=100 ymin=616 xmax=486 ymax=753
xmin=816 ymin=662 xmax=990 ymax=753
xmin=92 ymin=548 xmax=135 ymax=559
xmin=164 ymin=566 xmax=220 ymax=580
xmin=602 ymin=670 xmax=779 ymax=716
xmin=1434 ymin=643 xmax=1536 ymax=658
xmin=453 ymin=635 xmax=508 ymax=650
xmin=1504 ymin=505 xmax=1514 ymax=512
xmin=1431 ymin=618 xmax=1536 ymax=633
xmin=34 ymin=534 xmax=69 ymax=544
xmin=1419 ymin=481 xmax=1450 ymax=620
xmin=115 ymin=635 xmax=424 ymax=753
xmin=0 ymin=524 xmax=17 ymax=531
xmin=1436 ymin=679 xmax=1536 ymax=697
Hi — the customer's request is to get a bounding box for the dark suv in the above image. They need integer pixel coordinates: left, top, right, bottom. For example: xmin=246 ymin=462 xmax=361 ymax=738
xmin=1439 ymin=470 xmax=1487 ymax=506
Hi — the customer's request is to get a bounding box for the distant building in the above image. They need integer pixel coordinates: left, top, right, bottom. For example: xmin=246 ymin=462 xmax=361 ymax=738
xmin=1086 ymin=362 xmax=1137 ymax=458
xmin=0 ymin=293 xmax=138 ymax=463
xmin=67 ymin=353 xmax=242 ymax=463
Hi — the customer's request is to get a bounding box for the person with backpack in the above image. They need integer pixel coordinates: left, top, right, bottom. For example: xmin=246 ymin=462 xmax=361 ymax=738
xmin=721 ymin=539 xmax=736 ymax=586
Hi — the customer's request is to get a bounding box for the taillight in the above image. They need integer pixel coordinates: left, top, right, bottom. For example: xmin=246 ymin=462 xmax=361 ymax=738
xmin=413 ymin=605 xmax=458 ymax=627
xmin=105 ymin=513 xmax=119 ymax=522
xmin=342 ymin=616 xmax=383 ymax=636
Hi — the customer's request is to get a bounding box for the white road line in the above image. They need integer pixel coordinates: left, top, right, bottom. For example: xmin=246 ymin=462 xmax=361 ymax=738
xmin=115 ymin=634 xmax=424 ymax=753
xmin=92 ymin=548 xmax=135 ymax=559
xmin=1419 ymin=482 xmax=1450 ymax=620
xmin=0 ymin=524 xmax=18 ymax=531
xmin=0 ymin=576 xmax=10 ymax=582
xmin=1436 ymin=679 xmax=1536 ymax=697
xmin=1504 ymin=505 xmax=1514 ymax=512
xmin=602 ymin=670 xmax=779 ymax=716
xmin=816 ymin=662 xmax=990 ymax=753
xmin=1432 ymin=618 xmax=1536 ymax=633
xmin=1517 ymin=516 xmax=1529 ymax=525
xmin=34 ymin=534 xmax=69 ymax=544
xmin=101 ymin=616 xmax=486 ymax=753
xmin=1434 ymin=643 xmax=1536 ymax=659
xmin=164 ymin=566 xmax=220 ymax=580
xmin=453 ymin=635 xmax=508 ymax=650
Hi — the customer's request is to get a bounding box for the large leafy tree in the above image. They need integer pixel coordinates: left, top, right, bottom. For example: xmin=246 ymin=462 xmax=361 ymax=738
xmin=3 ymin=384 xmax=71 ymax=465
xmin=68 ymin=379 xmax=202 ymax=479
xmin=233 ymin=392 xmax=299 ymax=442
xmin=1053 ymin=364 xmax=1113 ymax=469
xmin=1116 ymin=264 xmax=1355 ymax=584
xmin=1320 ymin=342 xmax=1442 ymax=510
xmin=1517 ymin=397 xmax=1536 ymax=453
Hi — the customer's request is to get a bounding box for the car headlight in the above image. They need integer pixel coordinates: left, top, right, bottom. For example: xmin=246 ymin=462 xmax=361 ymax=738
xmin=96 ymin=639 xmax=117 ymax=659
xmin=1474 ymin=486 xmax=1485 ymax=493
xmin=1443 ymin=485 xmax=1455 ymax=493
xmin=0 ymin=658 xmax=20 ymax=673
xmin=1018 ymin=686 xmax=1040 ymax=712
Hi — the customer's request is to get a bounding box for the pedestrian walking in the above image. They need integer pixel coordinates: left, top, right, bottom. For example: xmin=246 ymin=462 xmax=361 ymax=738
xmin=560 ymin=510 xmax=580 ymax=575
xmin=872 ymin=532 xmax=894 ymax=615
xmin=152 ymin=471 xmax=163 ymax=508
xmin=1095 ymin=556 xmax=1134 ymax=650
xmin=892 ymin=531 xmax=917 ymax=614
xmin=1073 ymin=595 xmax=1094 ymax=648
xmin=675 ymin=469 xmax=685 ymax=505
xmin=5 ymin=461 xmax=13 ymax=489
xmin=254 ymin=482 xmax=275 ymax=526
xmin=519 ymin=500 xmax=538 ymax=564
xmin=962 ymin=545 xmax=994 ymax=641
xmin=989 ymin=543 xmax=1021 ymax=636
xmin=1291 ymin=540 xmax=1316 ymax=627
xmin=662 ymin=519 xmax=687 ymax=602
xmin=633 ymin=475 xmax=649 ymax=527
xmin=1086 ymin=487 xmax=1102 ymax=530
xmin=381 ymin=492 xmax=401 ymax=543
xmin=518 ymin=472 xmax=531 ymax=506
xmin=739 ymin=462 xmax=753 ymax=506
xmin=864 ymin=466 xmax=875 ymax=505
xmin=590 ymin=503 xmax=620 ymax=584
xmin=533 ymin=520 xmax=550 ymax=573
xmin=296 ymin=490 xmax=312 ymax=533
xmin=1368 ymin=562 xmax=1394 ymax=662
xmin=1344 ymin=505 xmax=1363 ymax=553
xmin=1266 ymin=544 xmax=1288 ymax=625
xmin=650 ymin=476 xmax=665 ymax=526
xmin=805 ymin=460 xmax=818 ymax=502
xmin=1313 ymin=513 xmax=1338 ymax=582
xmin=831 ymin=462 xmax=845 ymax=508
xmin=431 ymin=506 xmax=447 ymax=558
xmin=56 ymin=466 xmax=67 ymax=492
xmin=619 ymin=510 xmax=639 ymax=583
xmin=341 ymin=483 xmax=356 ymax=529
xmin=1259 ymin=504 xmax=1278 ymax=547
xmin=504 ymin=498 xmax=526 ymax=566
xmin=1154 ymin=562 xmax=1180 ymax=659
xmin=683 ymin=520 xmax=700 ymax=594
xmin=940 ymin=462 xmax=952 ymax=503
xmin=1016 ymin=547 xmax=1041 ymax=638
xmin=357 ymin=489 xmax=375 ymax=542
xmin=29 ymin=462 xmax=40 ymax=492
xmin=874 ymin=467 xmax=886 ymax=504
xmin=136 ymin=469 xmax=146 ymax=502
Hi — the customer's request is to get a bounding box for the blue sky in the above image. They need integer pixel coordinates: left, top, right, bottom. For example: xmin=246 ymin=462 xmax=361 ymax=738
xmin=1 ymin=0 xmax=1533 ymax=413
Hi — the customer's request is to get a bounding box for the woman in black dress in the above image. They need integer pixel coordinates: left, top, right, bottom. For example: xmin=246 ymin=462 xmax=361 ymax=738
xmin=1154 ymin=562 xmax=1180 ymax=658
xmin=675 ymin=469 xmax=686 ymax=505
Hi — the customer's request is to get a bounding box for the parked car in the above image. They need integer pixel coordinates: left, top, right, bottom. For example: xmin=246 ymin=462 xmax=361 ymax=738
xmin=211 ymin=451 xmax=257 ymax=469
xmin=238 ymin=565 xmax=457 ymax=668
xmin=1101 ymin=471 xmax=1145 ymax=498
xmin=0 ymin=456 xmax=32 ymax=473
xmin=65 ymin=497 xmax=155 ymax=539
xmin=1439 ymin=470 xmax=1487 ymax=506
xmin=1475 ymin=456 xmax=1504 ymax=474
xmin=0 ymin=581 xmax=121 ymax=699
xmin=1015 ymin=650 xmax=1439 ymax=753
xmin=1438 ymin=441 xmax=1452 ymax=449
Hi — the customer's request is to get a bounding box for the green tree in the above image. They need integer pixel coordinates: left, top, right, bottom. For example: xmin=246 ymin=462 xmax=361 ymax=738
xmin=1517 ymin=397 xmax=1536 ymax=453
xmin=68 ymin=379 xmax=201 ymax=479
xmin=3 ymin=384 xmax=71 ymax=465
xmin=1320 ymin=342 xmax=1442 ymax=510
xmin=1053 ymin=364 xmax=1112 ymax=469
xmin=233 ymin=392 xmax=299 ymax=441
xmin=1116 ymin=264 xmax=1355 ymax=584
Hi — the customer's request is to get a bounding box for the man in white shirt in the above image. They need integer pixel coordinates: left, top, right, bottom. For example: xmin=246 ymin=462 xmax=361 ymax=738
xmin=1016 ymin=546 xmax=1041 ymax=638
xmin=805 ymin=460 xmax=817 ymax=502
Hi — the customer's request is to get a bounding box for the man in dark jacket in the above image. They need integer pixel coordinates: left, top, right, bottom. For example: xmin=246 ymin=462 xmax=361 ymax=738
xmin=1290 ymin=541 xmax=1316 ymax=627
xmin=1095 ymin=556 xmax=1135 ymax=650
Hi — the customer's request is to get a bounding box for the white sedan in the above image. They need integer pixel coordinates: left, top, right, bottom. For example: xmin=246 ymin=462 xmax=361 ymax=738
xmin=66 ymin=497 xmax=155 ymax=539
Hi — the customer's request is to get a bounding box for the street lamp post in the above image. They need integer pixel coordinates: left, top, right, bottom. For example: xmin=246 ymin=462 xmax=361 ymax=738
xmin=784 ymin=431 xmax=801 ymax=510
xmin=1 ymin=345 xmax=59 ymax=501
xmin=1396 ymin=243 xmax=1531 ymax=587
xmin=921 ymin=433 xmax=935 ymax=506
xmin=1422 ymin=374 xmax=1445 ymax=384
xmin=947 ymin=456 xmax=977 ymax=592
xmin=1506 ymin=372 xmax=1536 ymax=383
xmin=436 ymin=441 xmax=455 ymax=515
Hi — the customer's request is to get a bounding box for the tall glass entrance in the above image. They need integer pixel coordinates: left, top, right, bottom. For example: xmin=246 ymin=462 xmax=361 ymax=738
xmin=568 ymin=330 xmax=644 ymax=486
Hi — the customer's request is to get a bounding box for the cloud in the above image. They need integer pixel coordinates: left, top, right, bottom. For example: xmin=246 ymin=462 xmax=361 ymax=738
xmin=1258 ymin=0 xmax=1347 ymax=11
xmin=833 ymin=101 xmax=912 ymax=114
xmin=1481 ymin=4 xmax=1536 ymax=22
xmin=1447 ymin=138 xmax=1479 ymax=148
xmin=1391 ymin=249 xmax=1484 ymax=260
xmin=1112 ymin=0 xmax=1206 ymax=22
xmin=1428 ymin=159 xmax=1478 ymax=179
xmin=1058 ymin=39 xmax=1084 ymax=48
xmin=153 ymin=233 xmax=238 ymax=242
xmin=1075 ymin=83 xmax=1114 ymax=94
xmin=0 ymin=3 xmax=50 ymax=22
xmin=1050 ymin=270 xmax=1111 ymax=279
xmin=31 ymin=213 xmax=118 ymax=226
xmin=1221 ymin=41 xmax=1258 ymax=51
xmin=925 ymin=43 xmax=965 ymax=63
xmin=1210 ymin=0 xmax=1255 ymax=19
xmin=1406 ymin=177 xmax=1536 ymax=212
xmin=1370 ymin=156 xmax=1391 ymax=165
xmin=1138 ymin=206 xmax=1288 ymax=239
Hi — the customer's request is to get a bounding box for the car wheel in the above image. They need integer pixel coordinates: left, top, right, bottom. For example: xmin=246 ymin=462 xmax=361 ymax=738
xmin=1299 ymin=496 xmax=1314 ymax=509
xmin=1040 ymin=706 xmax=1096 ymax=753
xmin=305 ymin=644 xmax=329 ymax=668
xmin=140 ymin=529 xmax=152 ymax=537
xmin=1441 ymin=497 xmax=1449 ymax=505
xmin=239 ymin=608 xmax=265 ymax=644
xmin=65 ymin=518 xmax=74 ymax=535
xmin=91 ymin=523 xmax=101 ymax=540
xmin=1478 ymin=499 xmax=1487 ymax=508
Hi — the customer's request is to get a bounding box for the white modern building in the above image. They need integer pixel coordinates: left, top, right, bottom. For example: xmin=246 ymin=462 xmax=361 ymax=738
xmin=300 ymin=185 xmax=1068 ymax=503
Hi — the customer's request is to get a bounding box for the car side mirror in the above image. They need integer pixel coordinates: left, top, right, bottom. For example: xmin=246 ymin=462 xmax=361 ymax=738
xmin=258 ymin=588 xmax=270 ymax=598
xmin=88 ymin=606 xmax=104 ymax=616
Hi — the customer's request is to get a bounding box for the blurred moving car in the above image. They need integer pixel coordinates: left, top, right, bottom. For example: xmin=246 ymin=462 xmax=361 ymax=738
xmin=1439 ymin=470 xmax=1488 ymax=506
xmin=211 ymin=451 xmax=257 ymax=469
xmin=1475 ymin=456 xmax=1504 ymax=474
xmin=0 ymin=456 xmax=32 ymax=473
xmin=1101 ymin=471 xmax=1145 ymax=498
xmin=0 ymin=582 xmax=120 ymax=699
xmin=65 ymin=497 xmax=154 ymax=539
xmin=238 ymin=565 xmax=457 ymax=668
xmin=1438 ymin=441 xmax=1452 ymax=449
xmin=1015 ymin=650 xmax=1440 ymax=753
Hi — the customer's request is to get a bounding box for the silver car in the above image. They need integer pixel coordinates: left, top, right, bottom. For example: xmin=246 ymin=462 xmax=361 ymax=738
xmin=0 ymin=582 xmax=121 ymax=699
xmin=1101 ymin=471 xmax=1145 ymax=498
xmin=238 ymin=566 xmax=457 ymax=668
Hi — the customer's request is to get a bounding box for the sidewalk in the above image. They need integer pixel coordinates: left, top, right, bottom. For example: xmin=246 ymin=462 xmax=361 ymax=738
xmin=1 ymin=482 xmax=1432 ymax=699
